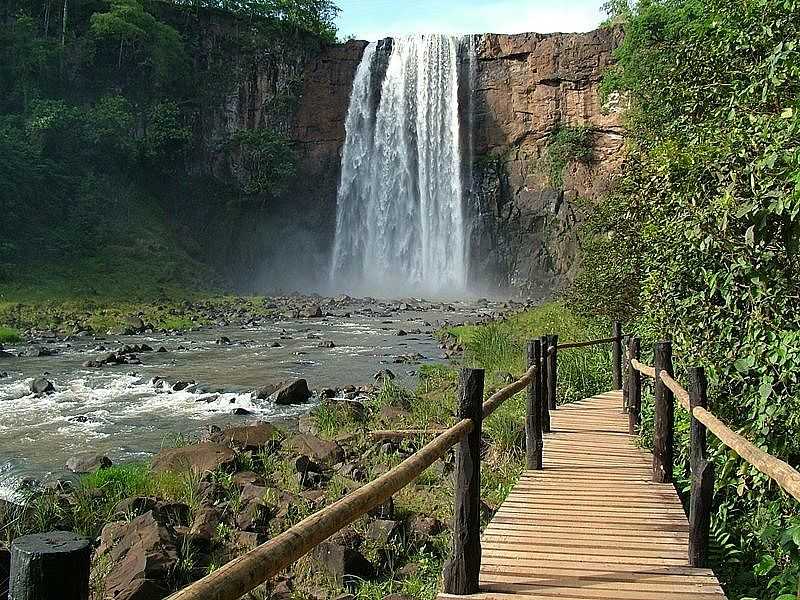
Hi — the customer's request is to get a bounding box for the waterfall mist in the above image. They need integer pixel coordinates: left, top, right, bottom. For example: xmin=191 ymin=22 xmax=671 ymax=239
xmin=330 ymin=34 xmax=475 ymax=297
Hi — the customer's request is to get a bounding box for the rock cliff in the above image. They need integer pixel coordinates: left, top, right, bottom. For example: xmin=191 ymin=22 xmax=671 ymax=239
xmin=470 ymin=28 xmax=624 ymax=295
xmin=171 ymin=16 xmax=622 ymax=295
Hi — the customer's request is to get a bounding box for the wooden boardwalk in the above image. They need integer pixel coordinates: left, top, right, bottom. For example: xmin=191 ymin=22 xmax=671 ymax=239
xmin=439 ymin=390 xmax=727 ymax=600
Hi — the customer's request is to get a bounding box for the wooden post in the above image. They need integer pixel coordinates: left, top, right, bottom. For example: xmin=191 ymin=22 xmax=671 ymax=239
xmin=526 ymin=341 xmax=543 ymax=470
xmin=627 ymin=337 xmax=642 ymax=435
xmin=653 ymin=341 xmax=674 ymax=484
xmin=622 ymin=335 xmax=630 ymax=412
xmin=612 ymin=321 xmax=623 ymax=390
xmin=547 ymin=334 xmax=558 ymax=411
xmin=539 ymin=335 xmax=551 ymax=433
xmin=688 ymin=367 xmax=714 ymax=568
xmin=10 ymin=531 xmax=90 ymax=600
xmin=443 ymin=368 xmax=484 ymax=595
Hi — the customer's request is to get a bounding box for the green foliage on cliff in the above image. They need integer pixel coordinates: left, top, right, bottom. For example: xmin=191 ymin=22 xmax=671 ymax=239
xmin=571 ymin=0 xmax=800 ymax=597
xmin=0 ymin=0 xmax=336 ymax=299
xmin=546 ymin=125 xmax=593 ymax=187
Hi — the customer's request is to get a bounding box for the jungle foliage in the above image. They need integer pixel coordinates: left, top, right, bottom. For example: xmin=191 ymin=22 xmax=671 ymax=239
xmin=0 ymin=0 xmax=335 ymax=299
xmin=569 ymin=1 xmax=800 ymax=598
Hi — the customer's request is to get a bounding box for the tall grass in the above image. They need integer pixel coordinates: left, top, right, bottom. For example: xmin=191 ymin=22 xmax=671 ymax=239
xmin=0 ymin=326 xmax=20 ymax=344
xmin=451 ymin=302 xmax=612 ymax=405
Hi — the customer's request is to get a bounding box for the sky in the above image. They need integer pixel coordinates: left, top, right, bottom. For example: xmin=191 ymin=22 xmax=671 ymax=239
xmin=334 ymin=0 xmax=608 ymax=41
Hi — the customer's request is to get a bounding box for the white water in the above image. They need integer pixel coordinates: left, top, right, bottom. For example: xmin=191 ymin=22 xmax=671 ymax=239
xmin=331 ymin=35 xmax=470 ymax=296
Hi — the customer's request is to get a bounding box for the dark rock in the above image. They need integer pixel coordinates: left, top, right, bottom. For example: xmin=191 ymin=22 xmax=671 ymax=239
xmin=189 ymin=506 xmax=222 ymax=543
xmin=269 ymin=341 xmax=282 ymax=348
xmin=373 ymin=369 xmax=396 ymax=381
xmin=311 ymin=541 xmax=374 ymax=587
xmin=30 ymin=377 xmax=55 ymax=395
xmin=65 ymin=452 xmax=112 ymax=474
xmin=303 ymin=305 xmax=323 ymax=318
xmin=0 ymin=371 xmax=6 ymax=378
xmin=26 ymin=346 xmax=54 ymax=357
xmin=295 ymin=455 xmax=323 ymax=476
xmin=396 ymin=329 xmax=407 ymax=336
xmin=254 ymin=383 xmax=281 ymax=400
xmin=0 ymin=351 xmax=15 ymax=358
xmin=409 ymin=515 xmax=444 ymax=538
xmin=172 ymin=380 xmax=194 ymax=392
xmin=232 ymin=471 xmax=267 ymax=488
xmin=156 ymin=346 xmax=168 ymax=353
xmin=210 ymin=423 xmax=280 ymax=452
xmin=296 ymin=470 xmax=323 ymax=489
xmin=69 ymin=415 xmax=90 ymax=423
xmin=151 ymin=442 xmax=236 ymax=474
xmin=232 ymin=407 xmax=253 ymax=415
xmin=319 ymin=388 xmax=336 ymax=399
xmin=112 ymin=497 xmax=158 ymax=520
xmin=365 ymin=519 xmax=400 ymax=546
xmin=368 ymin=496 xmax=394 ymax=520
xmin=286 ymin=434 xmax=344 ymax=465
xmin=270 ymin=379 xmax=312 ymax=405
xmin=98 ymin=511 xmax=177 ymax=600
xmin=318 ymin=340 xmax=336 ymax=348
xmin=216 ymin=336 xmax=232 ymax=345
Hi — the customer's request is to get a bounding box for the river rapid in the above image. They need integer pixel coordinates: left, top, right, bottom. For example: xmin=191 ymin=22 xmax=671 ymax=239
xmin=0 ymin=296 xmax=509 ymax=500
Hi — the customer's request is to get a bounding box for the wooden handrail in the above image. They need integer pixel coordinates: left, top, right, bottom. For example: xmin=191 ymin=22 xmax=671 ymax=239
xmin=483 ymin=365 xmax=536 ymax=418
xmin=166 ymin=366 xmax=533 ymax=600
xmin=656 ymin=369 xmax=800 ymax=503
xmin=556 ymin=336 xmax=620 ymax=351
xmin=631 ymin=357 xmax=656 ymax=378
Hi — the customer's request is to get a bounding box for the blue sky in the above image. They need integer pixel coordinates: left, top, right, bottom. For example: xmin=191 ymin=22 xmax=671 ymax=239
xmin=335 ymin=0 xmax=607 ymax=41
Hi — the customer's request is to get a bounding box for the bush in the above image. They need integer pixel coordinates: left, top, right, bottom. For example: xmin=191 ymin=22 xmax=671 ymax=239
xmin=573 ymin=0 xmax=800 ymax=597
xmin=546 ymin=125 xmax=593 ymax=187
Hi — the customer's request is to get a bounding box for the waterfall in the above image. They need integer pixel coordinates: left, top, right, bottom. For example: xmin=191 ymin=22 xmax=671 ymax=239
xmin=330 ymin=34 xmax=472 ymax=297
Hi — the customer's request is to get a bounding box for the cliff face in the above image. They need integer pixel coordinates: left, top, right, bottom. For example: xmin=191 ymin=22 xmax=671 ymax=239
xmin=470 ymin=28 xmax=624 ymax=295
xmin=174 ymin=19 xmax=621 ymax=295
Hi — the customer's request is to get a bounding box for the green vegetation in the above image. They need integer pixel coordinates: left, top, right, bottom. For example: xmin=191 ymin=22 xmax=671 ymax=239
xmin=545 ymin=124 xmax=593 ymax=187
xmin=570 ymin=1 xmax=800 ymax=597
xmin=0 ymin=326 xmax=21 ymax=343
xmin=0 ymin=0 xmax=338 ymax=299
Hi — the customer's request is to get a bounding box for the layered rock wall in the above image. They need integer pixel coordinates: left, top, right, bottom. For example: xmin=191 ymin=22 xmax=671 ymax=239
xmin=470 ymin=28 xmax=624 ymax=295
xmin=171 ymin=16 xmax=622 ymax=295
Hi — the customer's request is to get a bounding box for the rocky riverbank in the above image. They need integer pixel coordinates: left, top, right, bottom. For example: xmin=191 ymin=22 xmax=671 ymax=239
xmin=0 ymin=362 xmax=521 ymax=600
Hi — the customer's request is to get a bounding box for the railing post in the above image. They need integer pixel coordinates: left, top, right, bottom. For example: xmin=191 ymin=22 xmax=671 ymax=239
xmin=10 ymin=531 xmax=90 ymax=600
xmin=627 ymin=337 xmax=642 ymax=435
xmin=622 ymin=335 xmax=630 ymax=412
xmin=547 ymin=334 xmax=558 ymax=411
xmin=539 ymin=335 xmax=551 ymax=433
xmin=612 ymin=321 xmax=623 ymax=390
xmin=443 ymin=368 xmax=484 ymax=595
xmin=526 ymin=341 xmax=543 ymax=470
xmin=688 ymin=367 xmax=714 ymax=568
xmin=653 ymin=341 xmax=674 ymax=483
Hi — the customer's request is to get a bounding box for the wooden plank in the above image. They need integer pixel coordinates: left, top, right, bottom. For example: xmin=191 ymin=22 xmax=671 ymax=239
xmin=437 ymin=390 xmax=727 ymax=600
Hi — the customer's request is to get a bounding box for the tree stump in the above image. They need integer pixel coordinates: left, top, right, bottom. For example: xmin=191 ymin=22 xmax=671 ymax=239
xmin=10 ymin=531 xmax=90 ymax=600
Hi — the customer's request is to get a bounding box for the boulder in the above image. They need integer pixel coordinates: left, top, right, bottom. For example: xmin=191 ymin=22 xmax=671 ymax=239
xmin=368 ymin=496 xmax=394 ymax=520
xmin=255 ymin=384 xmax=281 ymax=400
xmin=303 ymin=305 xmax=323 ymax=318
xmin=0 ymin=350 xmax=15 ymax=358
xmin=65 ymin=453 xmax=112 ymax=474
xmin=318 ymin=340 xmax=336 ymax=348
xmin=99 ymin=511 xmax=178 ymax=600
xmin=365 ymin=519 xmax=400 ymax=546
xmin=285 ymin=434 xmax=344 ymax=465
xmin=189 ymin=507 xmax=222 ymax=543
xmin=112 ymin=497 xmax=158 ymax=521
xmin=151 ymin=443 xmax=236 ymax=474
xmin=209 ymin=423 xmax=280 ymax=452
xmin=232 ymin=471 xmax=267 ymax=488
xmin=30 ymin=377 xmax=55 ymax=395
xmin=311 ymin=541 xmax=374 ymax=587
xmin=409 ymin=515 xmax=444 ymax=538
xmin=125 ymin=316 xmax=145 ymax=333
xmin=270 ymin=379 xmax=312 ymax=405
xmin=373 ymin=369 xmax=396 ymax=381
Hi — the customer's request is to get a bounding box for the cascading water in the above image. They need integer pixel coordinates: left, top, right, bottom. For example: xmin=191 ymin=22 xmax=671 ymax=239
xmin=330 ymin=34 xmax=473 ymax=296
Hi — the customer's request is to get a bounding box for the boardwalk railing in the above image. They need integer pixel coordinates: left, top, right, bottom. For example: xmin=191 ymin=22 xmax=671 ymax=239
xmin=623 ymin=338 xmax=800 ymax=569
xmin=161 ymin=366 xmax=536 ymax=600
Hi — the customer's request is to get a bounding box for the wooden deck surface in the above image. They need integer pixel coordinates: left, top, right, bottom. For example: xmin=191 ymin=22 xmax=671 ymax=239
xmin=438 ymin=390 xmax=727 ymax=600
